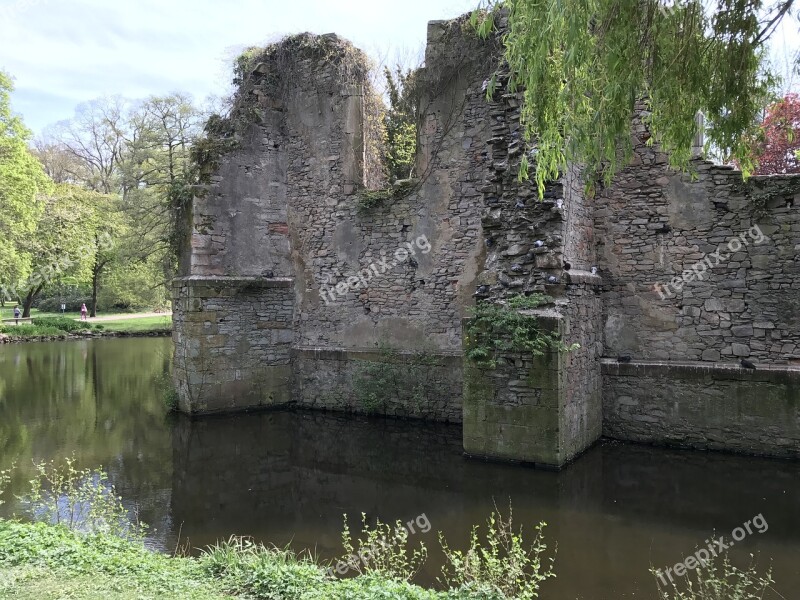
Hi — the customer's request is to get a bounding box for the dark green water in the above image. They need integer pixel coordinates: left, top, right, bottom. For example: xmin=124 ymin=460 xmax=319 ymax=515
xmin=1 ymin=337 xmax=799 ymax=599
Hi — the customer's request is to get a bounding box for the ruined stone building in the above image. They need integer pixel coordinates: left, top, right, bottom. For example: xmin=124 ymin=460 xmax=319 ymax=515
xmin=173 ymin=13 xmax=800 ymax=468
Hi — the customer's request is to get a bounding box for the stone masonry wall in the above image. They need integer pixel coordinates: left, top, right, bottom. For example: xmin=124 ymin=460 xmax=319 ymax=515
xmin=595 ymin=110 xmax=800 ymax=364
xmin=175 ymin=25 xmax=498 ymax=416
xmin=174 ymin=12 xmax=800 ymax=463
xmin=172 ymin=277 xmax=293 ymax=413
xmin=603 ymin=361 xmax=800 ymax=458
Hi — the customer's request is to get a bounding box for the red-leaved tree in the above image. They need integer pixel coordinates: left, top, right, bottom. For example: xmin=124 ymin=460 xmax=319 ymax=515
xmin=753 ymin=93 xmax=800 ymax=175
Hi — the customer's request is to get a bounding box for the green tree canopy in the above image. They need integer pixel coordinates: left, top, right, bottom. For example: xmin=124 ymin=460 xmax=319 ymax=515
xmin=475 ymin=0 xmax=796 ymax=194
xmin=0 ymin=71 xmax=50 ymax=302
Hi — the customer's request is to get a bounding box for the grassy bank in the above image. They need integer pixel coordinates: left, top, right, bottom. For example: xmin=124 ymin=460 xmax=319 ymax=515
xmin=0 ymin=519 xmax=514 ymax=599
xmin=0 ymin=315 xmax=171 ymax=341
xmin=96 ymin=315 xmax=172 ymax=333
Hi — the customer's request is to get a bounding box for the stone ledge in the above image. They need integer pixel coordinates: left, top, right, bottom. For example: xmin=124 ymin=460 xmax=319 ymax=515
xmin=292 ymin=346 xmax=462 ymax=363
xmin=565 ymin=270 xmax=603 ymax=286
xmin=173 ymin=276 xmax=294 ymax=288
xmin=601 ymin=358 xmax=800 ymax=384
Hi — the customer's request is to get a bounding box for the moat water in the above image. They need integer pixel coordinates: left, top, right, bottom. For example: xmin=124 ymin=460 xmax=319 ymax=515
xmin=1 ymin=337 xmax=798 ymax=599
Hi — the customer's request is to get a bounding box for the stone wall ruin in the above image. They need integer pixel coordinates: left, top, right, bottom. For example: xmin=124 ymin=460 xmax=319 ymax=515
xmin=174 ymin=14 xmax=800 ymax=467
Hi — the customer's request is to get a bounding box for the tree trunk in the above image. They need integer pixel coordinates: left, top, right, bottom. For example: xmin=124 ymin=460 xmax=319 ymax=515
xmin=91 ymin=265 xmax=99 ymax=318
xmin=22 ymin=285 xmax=43 ymax=318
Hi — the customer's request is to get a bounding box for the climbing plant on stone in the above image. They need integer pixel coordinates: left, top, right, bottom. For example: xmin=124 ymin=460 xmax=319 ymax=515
xmin=473 ymin=0 xmax=791 ymax=195
xmin=465 ymin=294 xmax=579 ymax=368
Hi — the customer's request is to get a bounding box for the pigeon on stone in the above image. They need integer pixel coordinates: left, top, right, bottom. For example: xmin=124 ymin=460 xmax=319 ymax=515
xmin=534 ymin=240 xmax=545 ymax=247
xmin=473 ymin=285 xmax=489 ymax=297
xmin=741 ymin=359 xmax=756 ymax=370
xmin=485 ymin=237 xmax=494 ymax=247
xmin=617 ymin=355 xmax=632 ymax=363
xmin=546 ymin=275 xmax=560 ymax=284
xmin=510 ymin=264 xmax=523 ymax=273
xmin=563 ymin=261 xmax=571 ymax=271
xmin=590 ymin=266 xmax=598 ymax=275
xmin=263 ymin=270 xmax=275 ymax=278
xmin=515 ymin=200 xmax=526 ymax=209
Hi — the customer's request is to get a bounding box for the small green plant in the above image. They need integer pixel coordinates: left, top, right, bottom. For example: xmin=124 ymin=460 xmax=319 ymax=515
xmin=652 ymin=555 xmax=774 ymax=600
xmin=439 ymin=504 xmax=556 ymax=599
xmin=357 ymin=179 xmax=417 ymax=211
xmin=19 ymin=457 xmax=146 ymax=540
xmin=156 ymin=371 xmax=180 ymax=411
xmin=465 ymin=294 xmax=579 ymax=368
xmin=336 ymin=513 xmax=428 ymax=582
xmin=202 ymin=537 xmax=325 ymax=598
xmin=0 ymin=464 xmax=12 ymax=506
xmin=354 ymin=344 xmax=440 ymax=414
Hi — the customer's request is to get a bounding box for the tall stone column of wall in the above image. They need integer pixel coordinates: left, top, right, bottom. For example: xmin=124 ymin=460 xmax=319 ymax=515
xmin=462 ymin=12 xmax=603 ymax=467
xmin=174 ymin=35 xmax=371 ymax=414
xmin=289 ymin=20 xmax=498 ymax=421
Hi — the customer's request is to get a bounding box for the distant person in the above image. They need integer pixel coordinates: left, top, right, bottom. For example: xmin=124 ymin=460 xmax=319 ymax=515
xmin=13 ymin=306 xmax=20 ymax=325
xmin=80 ymin=303 xmax=88 ymax=321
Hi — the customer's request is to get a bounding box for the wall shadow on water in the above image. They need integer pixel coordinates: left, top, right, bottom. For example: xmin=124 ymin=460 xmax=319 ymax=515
xmin=171 ymin=410 xmax=800 ymax=599
xmin=1 ymin=337 xmax=798 ymax=599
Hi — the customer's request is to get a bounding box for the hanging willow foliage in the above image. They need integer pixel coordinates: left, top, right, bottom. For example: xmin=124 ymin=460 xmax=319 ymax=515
xmin=473 ymin=0 xmax=792 ymax=195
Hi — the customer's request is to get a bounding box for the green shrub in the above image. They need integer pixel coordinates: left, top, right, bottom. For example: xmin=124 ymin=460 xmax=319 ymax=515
xmin=31 ymin=316 xmax=85 ymax=333
xmin=19 ymin=457 xmax=146 ymax=540
xmin=439 ymin=505 xmax=556 ymax=600
xmin=335 ymin=513 xmax=428 ymax=581
xmin=202 ymin=537 xmax=326 ymax=599
xmin=0 ymin=324 xmax=64 ymax=336
xmin=465 ymin=294 xmax=579 ymax=368
xmin=653 ymin=556 xmax=774 ymax=600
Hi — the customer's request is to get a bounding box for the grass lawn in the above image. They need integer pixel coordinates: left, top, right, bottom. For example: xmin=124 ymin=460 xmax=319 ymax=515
xmin=97 ymin=316 xmax=172 ymax=333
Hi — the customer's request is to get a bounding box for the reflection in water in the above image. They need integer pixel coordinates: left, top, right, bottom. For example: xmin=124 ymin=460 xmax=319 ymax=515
xmin=1 ymin=338 xmax=799 ymax=599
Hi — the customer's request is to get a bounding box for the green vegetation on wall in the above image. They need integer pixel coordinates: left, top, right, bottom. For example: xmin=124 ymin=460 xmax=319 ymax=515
xmin=354 ymin=344 xmax=442 ymax=414
xmin=465 ymin=294 xmax=578 ymax=368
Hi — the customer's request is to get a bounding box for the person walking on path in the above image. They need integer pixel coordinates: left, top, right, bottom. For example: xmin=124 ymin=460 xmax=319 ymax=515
xmin=13 ymin=306 xmax=20 ymax=325
xmin=80 ymin=303 xmax=88 ymax=321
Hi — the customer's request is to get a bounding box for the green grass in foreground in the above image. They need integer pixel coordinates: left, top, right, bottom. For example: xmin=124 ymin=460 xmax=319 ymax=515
xmin=0 ymin=520 xmax=505 ymax=600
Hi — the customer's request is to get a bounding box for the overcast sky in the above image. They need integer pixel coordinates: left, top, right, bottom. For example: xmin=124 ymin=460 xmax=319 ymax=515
xmin=1 ymin=0 xmax=798 ymax=136
xmin=0 ymin=0 xmax=477 ymax=135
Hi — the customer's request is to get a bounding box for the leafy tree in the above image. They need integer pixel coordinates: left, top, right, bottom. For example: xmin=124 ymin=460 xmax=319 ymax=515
xmin=16 ymin=184 xmax=99 ymax=317
xmin=0 ymin=71 xmax=50 ymax=306
xmin=383 ymin=66 xmax=418 ymax=182
xmin=474 ymin=0 xmax=796 ymax=194
xmin=752 ymin=92 xmax=800 ymax=174
xmin=42 ymin=93 xmax=202 ymax=310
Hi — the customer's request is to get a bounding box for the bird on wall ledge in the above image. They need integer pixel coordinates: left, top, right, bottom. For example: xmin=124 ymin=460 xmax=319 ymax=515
xmin=741 ymin=359 xmax=757 ymax=370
